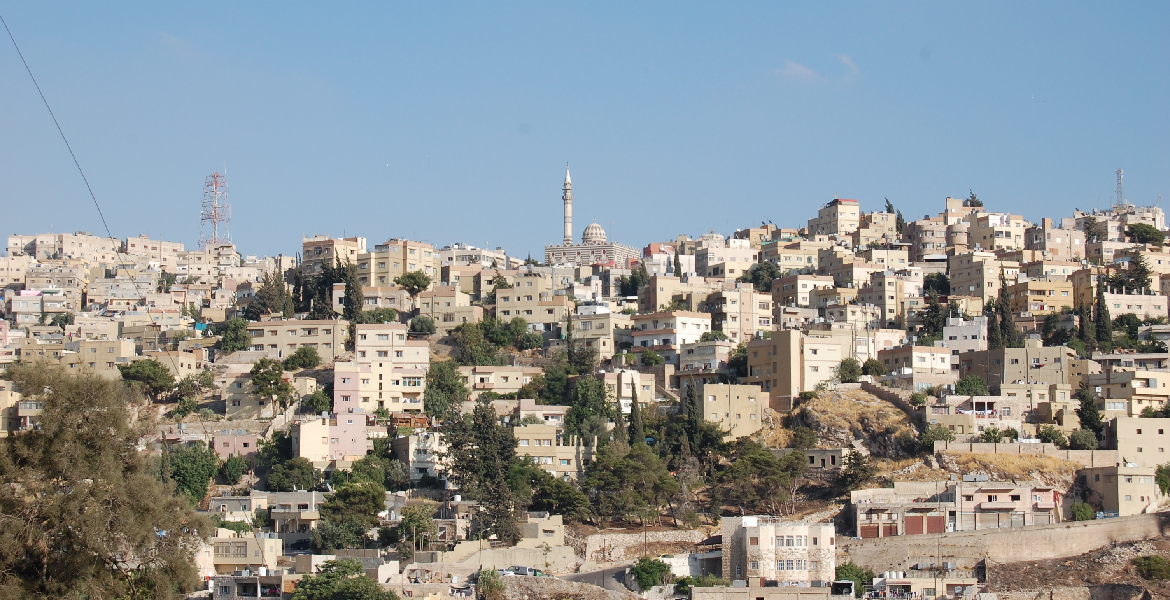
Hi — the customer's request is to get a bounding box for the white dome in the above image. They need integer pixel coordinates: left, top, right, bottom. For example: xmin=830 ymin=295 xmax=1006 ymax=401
xmin=582 ymin=221 xmax=607 ymax=244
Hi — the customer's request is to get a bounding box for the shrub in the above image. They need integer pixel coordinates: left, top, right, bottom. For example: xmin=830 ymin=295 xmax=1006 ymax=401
xmin=174 ymin=396 xmax=198 ymax=419
xmin=674 ymin=575 xmax=730 ymax=593
xmin=630 ymin=557 xmax=672 ymax=590
xmin=409 ymin=315 xmax=437 ymax=335
xmin=282 ymin=346 xmax=321 ymax=370
xmin=1132 ymin=555 xmax=1170 ymax=581
xmin=220 ymin=454 xmax=248 ymax=485
xmin=798 ymin=391 xmax=818 ymax=401
xmin=640 ymin=349 xmax=665 ymax=367
xmin=1069 ymin=429 xmax=1099 ymax=450
xmin=791 ymin=426 xmax=817 ymax=450
xmin=836 ymin=562 xmax=875 ymax=598
xmin=837 ymin=358 xmax=862 ymax=383
xmin=954 ymin=375 xmax=988 ymax=397
xmin=861 ymin=357 xmax=886 ymax=377
xmin=919 ymin=424 xmax=955 ymax=451
xmin=909 ymin=392 xmax=927 ymax=407
xmin=1071 ymin=502 xmax=1095 ymax=521
xmin=476 ymin=568 xmax=505 ymax=600
xmin=1037 ymin=425 xmax=1068 ymax=448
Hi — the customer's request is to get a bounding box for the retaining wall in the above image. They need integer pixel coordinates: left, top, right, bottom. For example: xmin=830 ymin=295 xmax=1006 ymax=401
xmin=932 ymin=441 xmax=1119 ymax=468
xmin=583 ymin=529 xmax=709 ymax=563
xmin=840 ymin=513 xmax=1169 ymax=573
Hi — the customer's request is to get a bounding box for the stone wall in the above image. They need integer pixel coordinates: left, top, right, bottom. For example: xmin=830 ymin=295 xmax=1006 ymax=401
xmin=861 ymin=382 xmax=922 ymax=425
xmin=840 ymin=513 xmax=1169 ymax=574
xmin=991 ymin=585 xmax=1148 ymax=600
xmin=504 ymin=576 xmax=640 ymax=600
xmin=583 ymin=529 xmax=709 ymax=563
xmin=932 ymin=441 xmax=1119 ymax=468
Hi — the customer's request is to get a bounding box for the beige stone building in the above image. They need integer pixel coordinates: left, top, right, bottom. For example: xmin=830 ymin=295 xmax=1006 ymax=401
xmin=771 ymin=274 xmax=835 ymax=308
xmin=743 ymin=329 xmax=848 ymax=410
xmin=722 ymin=516 xmax=837 ymax=585
xmin=851 ymin=211 xmax=899 ymax=246
xmin=1024 ymin=217 xmax=1085 ymax=260
xmin=206 ymin=529 xmax=282 ymax=575
xmin=417 ymin=285 xmax=482 ymax=335
xmin=0 ymin=254 xmax=32 ymax=288
xmin=807 ymin=198 xmax=860 ymax=236
xmin=1082 ymin=466 xmax=1161 ymax=517
xmin=302 ymin=235 xmax=366 ymax=277
xmin=957 ymin=339 xmax=1077 ymax=391
xmin=697 ymin=383 xmax=765 ymax=439
xmin=356 ymin=238 xmax=440 ymax=286
xmin=513 ymin=423 xmax=590 ymax=480
xmin=459 ymin=365 xmax=542 ymax=400
xmin=353 ymin=323 xmax=429 ymax=412
xmin=948 ymin=252 xmax=1019 ymax=301
xmin=565 ymin=303 xmax=632 ymax=360
xmin=244 ymin=318 xmax=348 ymax=363
xmin=1112 ymin=417 xmax=1170 ymax=468
xmin=1007 ymin=279 xmax=1074 ymax=315
xmin=968 ymin=212 xmax=1029 ymax=252
xmin=705 ymin=286 xmax=772 ymax=342
xmin=631 ymin=311 xmax=713 ymax=365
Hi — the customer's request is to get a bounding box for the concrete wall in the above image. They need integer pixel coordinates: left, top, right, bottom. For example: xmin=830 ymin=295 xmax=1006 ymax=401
xmin=840 ymin=513 xmax=1169 ymax=574
xmin=991 ymin=585 xmax=1147 ymax=600
xmin=931 ymin=441 xmax=1119 ymax=467
xmin=861 ymin=382 xmax=923 ymax=425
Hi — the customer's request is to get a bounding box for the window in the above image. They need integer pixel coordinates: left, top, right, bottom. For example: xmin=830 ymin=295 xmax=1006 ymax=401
xmin=749 ymin=561 xmax=758 ymax=570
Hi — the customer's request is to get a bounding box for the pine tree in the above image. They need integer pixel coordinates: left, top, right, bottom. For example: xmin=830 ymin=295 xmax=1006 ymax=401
xmin=628 ymin=377 xmax=646 ymax=446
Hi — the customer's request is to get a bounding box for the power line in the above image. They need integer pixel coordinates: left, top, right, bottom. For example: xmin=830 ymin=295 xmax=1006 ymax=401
xmin=1 ymin=13 xmax=114 ymax=241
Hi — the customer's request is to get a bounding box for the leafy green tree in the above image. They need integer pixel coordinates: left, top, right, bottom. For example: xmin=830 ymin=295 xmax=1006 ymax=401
xmin=861 ymin=358 xmax=886 ymax=377
xmin=918 ymin=424 xmax=955 ymax=452
xmin=838 ymin=450 xmax=877 ymax=491
xmin=954 ymin=375 xmax=988 ymax=397
xmin=0 ymin=364 xmax=209 ymax=599
xmin=922 ymin=273 xmax=950 ymax=295
xmin=919 ymin=292 xmax=948 ymax=339
xmin=350 ymin=453 xmax=410 ymax=493
xmin=715 ymin=438 xmax=806 ymax=515
xmin=283 ymin=346 xmax=321 ymax=370
xmin=476 ymin=568 xmax=505 ymax=600
xmin=244 ymin=270 xmax=295 ymax=320
xmin=1070 ymin=502 xmax=1095 ymax=521
xmin=582 ymin=442 xmax=679 ymax=526
xmin=424 ymin=359 xmax=468 ymax=420
xmin=322 ymin=481 xmax=386 ymax=529
xmin=531 ymin=476 xmax=591 ymax=521
xmin=565 ymin=376 xmax=611 ymax=437
xmin=268 ymin=457 xmax=323 ymax=492
xmin=630 ymin=557 xmax=673 ymax=589
xmin=450 ymin=322 xmax=504 ymax=366
xmin=174 ymin=396 xmax=198 ymax=418
xmin=1127 ymin=223 xmax=1166 ymax=245
xmin=699 ymin=330 xmax=729 ymax=342
xmin=1069 ymin=428 xmax=1099 ymax=450
xmin=1037 ymin=425 xmax=1069 ymax=448
xmin=739 ymin=261 xmax=781 ymax=293
xmin=251 ymin=358 xmax=295 ymax=407
xmin=217 ymin=317 xmax=251 ymax=352
xmin=311 ymin=519 xmax=368 ymax=554
xmin=355 ymin=307 xmax=398 ymax=324
xmin=444 ymin=397 xmax=522 ymax=543
xmin=168 ymin=441 xmax=219 ymax=504
xmin=1075 ymin=382 xmax=1104 ymax=437
xmin=1156 ymin=464 xmax=1170 ymax=495
xmin=49 ymin=311 xmax=75 ymax=328
xmin=302 ymin=389 xmax=333 ymax=414
xmin=399 ymin=504 xmax=438 ymax=552
xmin=220 ymin=454 xmax=248 ymax=485
xmin=291 ymin=558 xmax=398 ymax=600
xmin=1082 ymin=216 xmax=1106 ymax=244
xmin=394 ymin=271 xmax=432 ymax=308
xmin=409 ymin=315 xmax=437 ymax=335
xmin=640 ymin=349 xmax=665 ymax=367
xmin=118 ymin=358 xmax=176 ymax=400
xmin=837 ymin=358 xmax=861 ymax=383
xmin=791 ymin=426 xmax=817 ymax=450
xmin=836 ymin=562 xmax=876 ymax=598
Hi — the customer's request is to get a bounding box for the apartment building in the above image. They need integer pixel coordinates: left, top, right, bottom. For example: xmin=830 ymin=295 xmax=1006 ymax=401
xmin=205 ymin=530 xmax=283 ymax=575
xmin=1112 ymin=417 xmax=1170 ymax=468
xmin=265 ymin=491 xmax=327 ymax=545
xmin=705 ymin=286 xmax=772 ymax=342
xmin=877 ymin=345 xmax=954 ymax=386
xmin=512 ymin=423 xmax=589 ymax=480
xmin=1074 ymin=204 xmax=1166 ymax=243
xmin=1007 ymin=279 xmax=1074 ymax=315
xmin=360 ymin=285 xmax=412 ymax=312
xmin=290 ymin=414 xmax=368 ymax=467
xmin=599 ymin=370 xmax=658 ymax=414
xmin=857 ymin=270 xmax=923 ymax=328
xmin=244 ymin=318 xmax=347 ymax=363
xmin=948 ymin=252 xmax=1019 ymax=301
xmin=637 ymin=275 xmax=722 ymax=313
xmin=968 ymin=212 xmax=1029 ymax=252
xmin=1082 ymin=466 xmax=1161 ymax=517
xmin=58 ymin=338 xmax=136 ymax=378
xmin=695 ymin=238 xmax=758 ymax=279
xmin=772 ymin=274 xmax=835 ymax=308
xmin=417 ymin=285 xmax=482 ymax=335
xmin=175 ymin=242 xmax=241 ymax=282
xmin=957 ymin=339 xmax=1077 ymax=390
xmin=1020 ymin=259 xmax=1082 ymax=282
xmin=697 ymin=383 xmax=765 ymax=439
xmin=851 ymin=479 xmax=1061 ymax=536
xmin=302 ymin=235 xmax=366 ymax=277
xmin=678 ymin=339 xmax=736 ymax=387
xmin=630 ymin=311 xmax=713 ymax=365
xmin=851 ymin=211 xmax=899 ymax=247
xmin=438 ymin=243 xmax=512 ymax=268
xmin=496 ymin=289 xmax=572 ymax=332
xmin=124 ymin=235 xmax=185 ymax=270
xmin=459 ymin=365 xmax=542 ymax=400
xmin=1024 ymin=218 xmax=1086 ymax=259
xmin=1083 ymin=370 xmax=1170 ymax=418
xmin=807 ymin=198 xmax=861 ymax=236
xmin=722 ymin=516 xmax=837 ymax=586
xmin=743 ymin=329 xmax=846 ymax=410
xmin=353 ymin=323 xmax=429 ymax=412
xmin=566 ymin=303 xmax=632 ymax=360
xmin=760 ymin=238 xmax=826 ymax=274
xmin=0 ymin=254 xmax=32 ymax=288
xmin=356 ymin=238 xmax=439 ymax=286
xmin=934 ymin=317 xmax=989 ymax=366
xmin=392 ymin=431 xmax=448 ymax=482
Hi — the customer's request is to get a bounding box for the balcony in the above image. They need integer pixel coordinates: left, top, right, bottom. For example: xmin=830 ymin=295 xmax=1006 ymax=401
xmin=977 ymin=501 xmax=1016 ymax=510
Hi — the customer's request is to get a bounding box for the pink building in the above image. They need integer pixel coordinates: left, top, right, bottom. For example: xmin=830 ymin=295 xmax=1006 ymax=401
xmin=214 ymin=430 xmax=259 ymax=460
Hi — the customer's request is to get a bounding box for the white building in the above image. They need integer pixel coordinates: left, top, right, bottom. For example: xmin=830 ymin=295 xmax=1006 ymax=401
xmin=722 ymin=516 xmax=837 ymax=586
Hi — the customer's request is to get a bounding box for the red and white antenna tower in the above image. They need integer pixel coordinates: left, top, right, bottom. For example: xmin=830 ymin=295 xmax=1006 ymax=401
xmin=198 ymin=171 xmax=232 ymax=249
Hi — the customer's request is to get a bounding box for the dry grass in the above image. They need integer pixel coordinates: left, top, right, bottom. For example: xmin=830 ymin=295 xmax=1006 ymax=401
xmin=948 ymin=452 xmax=1081 ymax=482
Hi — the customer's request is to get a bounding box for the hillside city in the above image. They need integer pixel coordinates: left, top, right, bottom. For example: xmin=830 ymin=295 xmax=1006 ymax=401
xmin=6 ymin=169 xmax=1170 ymax=600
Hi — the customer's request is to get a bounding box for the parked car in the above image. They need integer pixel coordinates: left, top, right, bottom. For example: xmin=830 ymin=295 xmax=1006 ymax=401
xmin=510 ymin=566 xmax=536 ymax=576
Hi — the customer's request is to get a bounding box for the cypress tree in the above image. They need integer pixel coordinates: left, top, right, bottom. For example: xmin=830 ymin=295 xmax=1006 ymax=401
xmin=674 ymin=251 xmax=682 ymax=276
xmin=985 ymin=299 xmax=1002 ymax=350
xmin=1094 ymin=283 xmax=1112 ymax=347
xmin=997 ymin=271 xmax=1020 ymax=348
xmin=629 ymin=378 xmax=646 ymax=446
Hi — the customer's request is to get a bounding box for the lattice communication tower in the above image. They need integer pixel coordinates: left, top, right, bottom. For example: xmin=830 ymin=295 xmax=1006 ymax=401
xmin=198 ymin=171 xmax=232 ymax=249
xmin=1116 ymin=169 xmax=1125 ymax=207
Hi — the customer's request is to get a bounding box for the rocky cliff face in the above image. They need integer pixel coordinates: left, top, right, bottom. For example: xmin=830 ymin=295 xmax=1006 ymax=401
xmin=787 ymin=389 xmax=918 ymax=458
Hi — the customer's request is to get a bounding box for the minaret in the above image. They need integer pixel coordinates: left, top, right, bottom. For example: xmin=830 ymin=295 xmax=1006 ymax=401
xmin=562 ymin=165 xmax=573 ymax=246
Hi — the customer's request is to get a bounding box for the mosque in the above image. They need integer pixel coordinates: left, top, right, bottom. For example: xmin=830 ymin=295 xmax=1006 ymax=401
xmin=543 ymin=167 xmax=639 ymax=267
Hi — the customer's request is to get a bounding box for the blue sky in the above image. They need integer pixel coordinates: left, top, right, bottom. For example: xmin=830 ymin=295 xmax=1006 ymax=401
xmin=1 ymin=3 xmax=1167 ymax=259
